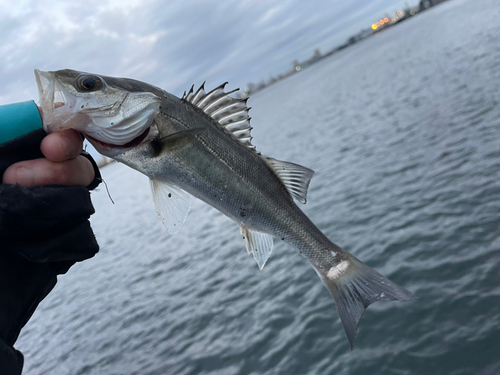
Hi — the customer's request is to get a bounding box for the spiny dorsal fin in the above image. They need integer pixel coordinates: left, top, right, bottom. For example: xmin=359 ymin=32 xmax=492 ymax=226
xmin=182 ymin=83 xmax=256 ymax=151
xmin=263 ymin=157 xmax=314 ymax=204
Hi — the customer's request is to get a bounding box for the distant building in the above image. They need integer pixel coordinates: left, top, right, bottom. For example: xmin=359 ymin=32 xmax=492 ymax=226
xmin=419 ymin=0 xmax=434 ymax=11
xmin=311 ymin=48 xmax=322 ymax=63
xmin=419 ymin=0 xmax=447 ymax=12
xmin=293 ymin=59 xmax=301 ymax=71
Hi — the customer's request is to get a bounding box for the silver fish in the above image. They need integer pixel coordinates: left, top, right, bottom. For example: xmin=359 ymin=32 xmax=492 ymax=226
xmin=35 ymin=69 xmax=415 ymax=348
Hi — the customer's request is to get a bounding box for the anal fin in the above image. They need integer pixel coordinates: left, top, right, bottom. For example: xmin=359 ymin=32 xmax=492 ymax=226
xmin=150 ymin=180 xmax=191 ymax=233
xmin=240 ymin=227 xmax=274 ymax=270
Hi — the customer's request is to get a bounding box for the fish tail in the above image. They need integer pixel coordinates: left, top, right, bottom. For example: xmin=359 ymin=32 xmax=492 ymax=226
xmin=316 ymin=253 xmax=416 ymax=349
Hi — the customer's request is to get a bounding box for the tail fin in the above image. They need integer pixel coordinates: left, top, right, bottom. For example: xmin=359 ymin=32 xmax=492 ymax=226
xmin=318 ymin=255 xmax=416 ymax=349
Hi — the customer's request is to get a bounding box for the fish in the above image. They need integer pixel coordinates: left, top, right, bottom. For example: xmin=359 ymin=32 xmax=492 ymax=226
xmin=34 ymin=68 xmax=416 ymax=348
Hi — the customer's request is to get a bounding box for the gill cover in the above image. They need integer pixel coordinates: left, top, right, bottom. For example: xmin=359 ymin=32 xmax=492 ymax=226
xmin=34 ymin=69 xmax=161 ymax=145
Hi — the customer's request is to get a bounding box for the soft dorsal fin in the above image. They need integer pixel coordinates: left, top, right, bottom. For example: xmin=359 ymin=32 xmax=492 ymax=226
xmin=263 ymin=157 xmax=314 ymax=204
xmin=150 ymin=179 xmax=192 ymax=233
xmin=182 ymin=83 xmax=256 ymax=151
xmin=240 ymin=227 xmax=274 ymax=270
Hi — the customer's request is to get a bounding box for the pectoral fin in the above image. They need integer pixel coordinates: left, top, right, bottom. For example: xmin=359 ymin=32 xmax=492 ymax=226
xmin=151 ymin=128 xmax=205 ymax=156
xmin=240 ymin=227 xmax=274 ymax=270
xmin=150 ymin=179 xmax=191 ymax=233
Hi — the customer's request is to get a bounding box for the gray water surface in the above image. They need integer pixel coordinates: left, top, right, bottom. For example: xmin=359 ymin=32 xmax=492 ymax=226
xmin=18 ymin=0 xmax=500 ymax=373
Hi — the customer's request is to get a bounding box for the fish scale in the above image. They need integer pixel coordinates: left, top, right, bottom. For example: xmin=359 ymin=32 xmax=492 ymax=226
xmin=35 ymin=68 xmax=416 ymax=349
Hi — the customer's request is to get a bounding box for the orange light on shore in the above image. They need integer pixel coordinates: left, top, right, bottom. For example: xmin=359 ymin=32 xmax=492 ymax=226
xmin=384 ymin=18 xmax=389 ymax=22
xmin=380 ymin=19 xmax=385 ymax=25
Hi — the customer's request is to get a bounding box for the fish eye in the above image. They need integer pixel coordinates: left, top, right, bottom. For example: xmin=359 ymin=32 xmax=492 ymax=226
xmin=76 ymin=75 xmax=103 ymax=92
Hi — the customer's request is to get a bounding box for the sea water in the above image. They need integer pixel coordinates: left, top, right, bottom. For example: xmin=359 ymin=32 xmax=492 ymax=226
xmin=18 ymin=0 xmax=500 ymax=373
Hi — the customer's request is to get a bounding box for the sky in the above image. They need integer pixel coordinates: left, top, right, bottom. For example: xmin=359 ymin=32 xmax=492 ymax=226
xmin=0 ymin=0 xmax=413 ymax=106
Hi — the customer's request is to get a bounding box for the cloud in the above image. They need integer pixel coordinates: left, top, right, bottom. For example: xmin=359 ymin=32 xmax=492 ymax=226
xmin=0 ymin=0 xmax=407 ymax=104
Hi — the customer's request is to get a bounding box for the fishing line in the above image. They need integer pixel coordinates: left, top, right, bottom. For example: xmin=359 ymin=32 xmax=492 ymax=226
xmin=101 ymin=177 xmax=115 ymax=204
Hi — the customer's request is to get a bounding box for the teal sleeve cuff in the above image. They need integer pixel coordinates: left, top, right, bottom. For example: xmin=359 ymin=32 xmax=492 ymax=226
xmin=0 ymin=101 xmax=43 ymax=144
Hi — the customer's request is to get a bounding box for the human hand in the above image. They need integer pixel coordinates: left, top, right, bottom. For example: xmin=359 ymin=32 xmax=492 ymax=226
xmin=2 ymin=129 xmax=95 ymax=187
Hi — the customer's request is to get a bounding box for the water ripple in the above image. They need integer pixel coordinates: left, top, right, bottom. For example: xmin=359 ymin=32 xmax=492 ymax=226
xmin=17 ymin=0 xmax=500 ymax=374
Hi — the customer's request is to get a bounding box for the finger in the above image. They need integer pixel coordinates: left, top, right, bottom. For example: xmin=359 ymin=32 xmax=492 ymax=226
xmin=40 ymin=129 xmax=84 ymax=162
xmin=2 ymin=156 xmax=95 ymax=187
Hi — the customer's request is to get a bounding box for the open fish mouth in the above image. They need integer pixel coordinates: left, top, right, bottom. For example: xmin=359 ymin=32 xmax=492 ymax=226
xmin=34 ymin=69 xmax=55 ymax=110
xmin=34 ymin=69 xmax=70 ymax=132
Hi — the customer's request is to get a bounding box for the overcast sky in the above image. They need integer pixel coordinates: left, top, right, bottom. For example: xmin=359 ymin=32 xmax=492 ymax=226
xmin=0 ymin=0 xmax=414 ymax=105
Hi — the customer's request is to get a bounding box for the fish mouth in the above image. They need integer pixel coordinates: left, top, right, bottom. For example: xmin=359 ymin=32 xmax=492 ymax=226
xmin=34 ymin=69 xmax=54 ymax=109
xmin=34 ymin=69 xmax=55 ymax=132
xmin=34 ymin=70 xmax=66 ymax=110
xmin=34 ymin=69 xmax=78 ymax=133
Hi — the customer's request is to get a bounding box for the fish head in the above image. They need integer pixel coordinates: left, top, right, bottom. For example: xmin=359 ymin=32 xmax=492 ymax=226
xmin=35 ymin=69 xmax=161 ymax=156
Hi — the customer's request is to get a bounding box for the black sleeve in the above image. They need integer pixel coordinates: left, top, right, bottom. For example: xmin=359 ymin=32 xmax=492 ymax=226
xmin=0 ymin=130 xmax=101 ymax=375
xmin=0 ymin=128 xmax=46 ymax=176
